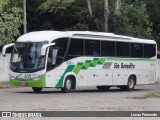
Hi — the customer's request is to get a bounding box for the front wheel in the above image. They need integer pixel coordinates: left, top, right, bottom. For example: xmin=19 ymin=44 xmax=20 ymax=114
xmin=61 ymin=77 xmax=72 ymax=93
xmin=32 ymin=87 xmax=43 ymax=93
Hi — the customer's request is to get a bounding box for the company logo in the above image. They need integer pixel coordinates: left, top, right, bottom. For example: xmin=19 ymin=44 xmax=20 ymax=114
xmin=2 ymin=112 xmax=11 ymax=117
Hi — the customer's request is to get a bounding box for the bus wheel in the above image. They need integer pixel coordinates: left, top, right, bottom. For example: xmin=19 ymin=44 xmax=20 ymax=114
xmin=61 ymin=77 xmax=72 ymax=93
xmin=127 ymin=76 xmax=135 ymax=91
xmin=32 ymin=87 xmax=43 ymax=93
xmin=96 ymin=86 xmax=110 ymax=91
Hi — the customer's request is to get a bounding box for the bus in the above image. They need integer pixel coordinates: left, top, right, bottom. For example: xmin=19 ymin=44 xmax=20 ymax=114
xmin=2 ymin=31 xmax=157 ymax=93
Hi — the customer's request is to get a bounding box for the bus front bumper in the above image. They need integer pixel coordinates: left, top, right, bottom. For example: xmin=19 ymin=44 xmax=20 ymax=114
xmin=10 ymin=75 xmax=46 ymax=87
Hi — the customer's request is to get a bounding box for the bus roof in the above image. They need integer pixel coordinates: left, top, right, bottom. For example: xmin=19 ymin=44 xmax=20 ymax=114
xmin=17 ymin=31 xmax=156 ymax=44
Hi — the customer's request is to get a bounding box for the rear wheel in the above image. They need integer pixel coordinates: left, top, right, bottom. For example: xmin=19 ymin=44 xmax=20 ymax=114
xmin=127 ymin=76 xmax=135 ymax=91
xmin=96 ymin=86 xmax=110 ymax=91
xmin=120 ymin=76 xmax=135 ymax=91
xmin=61 ymin=77 xmax=72 ymax=93
xmin=32 ymin=87 xmax=43 ymax=93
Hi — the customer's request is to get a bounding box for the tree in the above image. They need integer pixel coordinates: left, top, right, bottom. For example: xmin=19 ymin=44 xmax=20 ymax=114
xmin=86 ymin=0 xmax=93 ymax=17
xmin=28 ymin=0 xmax=152 ymax=40
xmin=115 ymin=0 xmax=121 ymax=15
xmin=146 ymin=0 xmax=160 ymax=48
xmin=39 ymin=0 xmax=75 ymax=13
xmin=110 ymin=0 xmax=152 ymax=39
xmin=0 ymin=0 xmax=23 ymax=46
xmin=104 ymin=0 xmax=109 ymax=32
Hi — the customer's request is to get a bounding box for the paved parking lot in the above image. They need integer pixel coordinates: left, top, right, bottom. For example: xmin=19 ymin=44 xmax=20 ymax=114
xmin=0 ymin=85 xmax=160 ymax=119
xmin=0 ymin=85 xmax=160 ymax=111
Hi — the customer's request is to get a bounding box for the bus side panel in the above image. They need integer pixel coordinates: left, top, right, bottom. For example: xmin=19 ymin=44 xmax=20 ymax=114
xmin=45 ymin=57 xmax=156 ymax=88
xmin=112 ymin=60 xmax=156 ymax=86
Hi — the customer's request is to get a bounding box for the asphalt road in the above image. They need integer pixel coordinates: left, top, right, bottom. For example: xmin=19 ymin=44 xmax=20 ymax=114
xmin=0 ymin=85 xmax=160 ymax=120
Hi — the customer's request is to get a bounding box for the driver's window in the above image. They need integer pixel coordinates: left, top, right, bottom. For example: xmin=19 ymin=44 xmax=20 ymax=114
xmin=47 ymin=47 xmax=58 ymax=71
xmin=51 ymin=49 xmax=58 ymax=65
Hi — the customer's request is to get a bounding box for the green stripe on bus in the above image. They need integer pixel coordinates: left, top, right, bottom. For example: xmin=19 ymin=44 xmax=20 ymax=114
xmin=82 ymin=60 xmax=91 ymax=69
xmin=90 ymin=58 xmax=99 ymax=67
xmin=73 ymin=63 xmax=83 ymax=75
xmin=98 ymin=58 xmax=106 ymax=64
xmin=56 ymin=65 xmax=75 ymax=87
xmin=56 ymin=58 xmax=106 ymax=87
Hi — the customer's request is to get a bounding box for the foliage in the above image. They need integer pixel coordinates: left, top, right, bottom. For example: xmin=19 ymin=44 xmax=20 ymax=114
xmin=146 ymin=0 xmax=160 ymax=48
xmin=33 ymin=0 xmax=153 ymax=40
xmin=39 ymin=0 xmax=75 ymax=13
xmin=1 ymin=0 xmax=160 ymax=46
xmin=110 ymin=0 xmax=152 ymax=38
xmin=0 ymin=0 xmax=23 ymax=46
xmin=144 ymin=92 xmax=160 ymax=98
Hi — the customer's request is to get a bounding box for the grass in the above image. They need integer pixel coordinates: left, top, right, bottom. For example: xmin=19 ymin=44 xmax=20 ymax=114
xmin=144 ymin=92 xmax=160 ymax=98
xmin=0 ymin=82 xmax=12 ymax=88
xmin=151 ymin=82 xmax=160 ymax=85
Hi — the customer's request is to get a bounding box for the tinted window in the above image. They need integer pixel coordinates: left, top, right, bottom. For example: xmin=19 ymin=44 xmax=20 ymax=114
xmin=116 ymin=42 xmax=129 ymax=57
xmin=53 ymin=38 xmax=68 ymax=59
xmin=130 ymin=43 xmax=143 ymax=57
xmin=47 ymin=38 xmax=68 ymax=71
xmin=144 ymin=44 xmax=156 ymax=58
xmin=101 ymin=41 xmax=115 ymax=56
xmin=68 ymin=39 xmax=84 ymax=56
xmin=85 ymin=40 xmax=100 ymax=56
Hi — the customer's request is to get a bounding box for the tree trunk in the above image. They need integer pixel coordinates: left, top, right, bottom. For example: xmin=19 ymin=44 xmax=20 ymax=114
xmin=104 ymin=0 xmax=109 ymax=32
xmin=86 ymin=0 xmax=93 ymax=17
xmin=115 ymin=0 xmax=121 ymax=15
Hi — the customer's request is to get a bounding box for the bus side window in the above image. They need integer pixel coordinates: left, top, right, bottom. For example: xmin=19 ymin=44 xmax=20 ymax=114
xmin=51 ymin=49 xmax=58 ymax=64
xmin=130 ymin=43 xmax=143 ymax=58
xmin=47 ymin=47 xmax=57 ymax=70
xmin=116 ymin=42 xmax=129 ymax=57
xmin=101 ymin=41 xmax=115 ymax=56
xmin=144 ymin=44 xmax=156 ymax=58
xmin=85 ymin=40 xmax=100 ymax=57
xmin=68 ymin=39 xmax=84 ymax=56
xmin=47 ymin=38 xmax=68 ymax=71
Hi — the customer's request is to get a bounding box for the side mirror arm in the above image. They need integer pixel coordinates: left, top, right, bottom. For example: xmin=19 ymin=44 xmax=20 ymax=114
xmin=2 ymin=43 xmax=14 ymax=56
xmin=41 ymin=43 xmax=55 ymax=56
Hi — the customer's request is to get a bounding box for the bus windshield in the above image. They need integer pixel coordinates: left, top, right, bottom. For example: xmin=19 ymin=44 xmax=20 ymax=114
xmin=10 ymin=42 xmax=48 ymax=72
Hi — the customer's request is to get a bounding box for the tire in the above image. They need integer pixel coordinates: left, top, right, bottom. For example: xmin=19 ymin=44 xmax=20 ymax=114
xmin=61 ymin=77 xmax=72 ymax=93
xmin=96 ymin=86 xmax=110 ymax=91
xmin=32 ymin=87 xmax=43 ymax=93
xmin=127 ymin=76 xmax=135 ymax=91
xmin=120 ymin=76 xmax=135 ymax=91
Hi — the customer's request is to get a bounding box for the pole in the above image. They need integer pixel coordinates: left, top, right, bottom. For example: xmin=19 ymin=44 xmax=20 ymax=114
xmin=23 ymin=0 xmax=27 ymax=34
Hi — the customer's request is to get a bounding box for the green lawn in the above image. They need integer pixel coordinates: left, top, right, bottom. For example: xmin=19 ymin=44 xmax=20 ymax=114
xmin=144 ymin=92 xmax=160 ymax=98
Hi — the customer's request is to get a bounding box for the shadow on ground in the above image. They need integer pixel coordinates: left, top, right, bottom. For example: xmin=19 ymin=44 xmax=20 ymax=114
xmin=12 ymin=87 xmax=148 ymax=94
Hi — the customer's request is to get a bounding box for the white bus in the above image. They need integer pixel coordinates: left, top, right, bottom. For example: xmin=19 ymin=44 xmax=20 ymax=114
xmin=2 ymin=31 xmax=157 ymax=93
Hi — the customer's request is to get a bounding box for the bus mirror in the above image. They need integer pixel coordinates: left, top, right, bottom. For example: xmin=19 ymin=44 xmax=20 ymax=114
xmin=41 ymin=43 xmax=55 ymax=56
xmin=2 ymin=43 xmax=14 ymax=57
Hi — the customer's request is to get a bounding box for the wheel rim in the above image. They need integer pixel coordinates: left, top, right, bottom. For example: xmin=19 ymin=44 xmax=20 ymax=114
xmin=66 ymin=79 xmax=71 ymax=89
xmin=128 ymin=79 xmax=134 ymax=88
